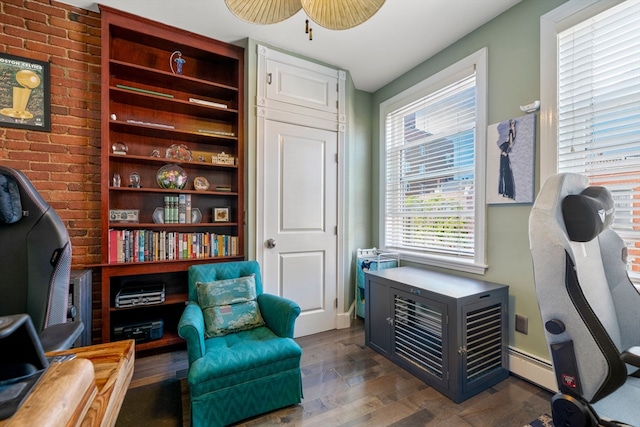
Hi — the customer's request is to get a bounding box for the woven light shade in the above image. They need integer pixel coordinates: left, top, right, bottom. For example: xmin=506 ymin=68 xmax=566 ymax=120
xmin=301 ymin=0 xmax=386 ymax=30
xmin=225 ymin=0 xmax=302 ymax=25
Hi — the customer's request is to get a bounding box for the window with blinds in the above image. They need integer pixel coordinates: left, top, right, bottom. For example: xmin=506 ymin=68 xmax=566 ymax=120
xmin=557 ymin=0 xmax=640 ymax=280
xmin=382 ymin=69 xmax=478 ymax=264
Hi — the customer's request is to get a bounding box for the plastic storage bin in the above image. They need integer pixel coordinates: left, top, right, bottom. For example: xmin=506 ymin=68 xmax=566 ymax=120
xmin=355 ymin=248 xmax=398 ymax=318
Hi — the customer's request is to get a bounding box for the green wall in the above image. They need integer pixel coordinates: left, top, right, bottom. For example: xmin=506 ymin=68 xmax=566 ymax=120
xmin=241 ymin=0 xmax=570 ymax=360
xmin=369 ymin=0 xmax=568 ymax=360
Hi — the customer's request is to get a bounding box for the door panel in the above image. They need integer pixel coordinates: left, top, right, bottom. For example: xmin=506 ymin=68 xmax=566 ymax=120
xmin=266 ymin=59 xmax=338 ymax=115
xmin=263 ymin=120 xmax=337 ymax=336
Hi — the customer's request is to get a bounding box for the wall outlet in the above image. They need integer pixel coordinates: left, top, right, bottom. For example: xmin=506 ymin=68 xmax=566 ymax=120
xmin=515 ymin=314 xmax=528 ymax=334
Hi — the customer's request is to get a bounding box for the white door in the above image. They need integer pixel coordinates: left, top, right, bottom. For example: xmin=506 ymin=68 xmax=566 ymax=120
xmin=262 ymin=120 xmax=338 ymax=336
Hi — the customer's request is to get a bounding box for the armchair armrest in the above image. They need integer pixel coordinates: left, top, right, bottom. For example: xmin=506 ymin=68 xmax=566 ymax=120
xmin=258 ymin=293 xmax=300 ymax=338
xmin=178 ymin=302 xmax=206 ymax=365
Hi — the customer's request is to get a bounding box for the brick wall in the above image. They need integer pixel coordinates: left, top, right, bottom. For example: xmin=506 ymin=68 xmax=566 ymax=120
xmin=1 ymin=0 xmax=101 ymax=266
xmin=1 ymin=0 xmax=103 ymax=341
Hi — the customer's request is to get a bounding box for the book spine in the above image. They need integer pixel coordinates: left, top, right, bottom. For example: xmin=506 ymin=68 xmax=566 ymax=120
xmin=178 ymin=194 xmax=186 ymax=224
xmin=164 ymin=196 xmax=170 ymax=223
xmin=186 ymin=194 xmax=192 ymax=224
xmin=172 ymin=196 xmax=179 ymax=224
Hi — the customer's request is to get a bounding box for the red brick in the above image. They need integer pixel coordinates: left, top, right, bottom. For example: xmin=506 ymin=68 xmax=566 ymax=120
xmin=27 ymin=20 xmax=67 ymax=38
xmin=68 ymin=127 xmax=100 ymax=138
xmin=27 ymin=1 xmax=66 ymax=18
xmin=1 ymin=14 xmax=25 ymax=27
xmin=68 ymin=30 xmax=100 ymax=47
xmin=3 ymin=25 xmax=47 ymax=43
xmin=24 ymin=131 xmax=50 ymax=142
xmin=50 ymin=104 xmax=70 ymax=115
xmin=52 ymin=114 xmax=86 ymax=127
xmin=9 ymin=150 xmax=50 ymax=162
xmin=50 ymin=16 xmax=88 ymax=32
xmin=3 ymin=129 xmax=28 ymax=140
xmin=69 ymin=107 xmax=100 ymax=120
xmin=29 ymin=142 xmax=68 ymax=153
xmin=4 ymin=47 xmax=46 ymax=62
xmin=25 ymin=39 xmax=66 ymax=57
xmin=49 ymin=134 xmax=87 ymax=146
xmin=1 ymin=0 xmax=25 ymax=7
xmin=50 ymin=55 xmax=88 ymax=71
xmin=69 ymin=49 xmax=99 ymax=65
xmin=0 ymin=33 xmax=26 ymax=49
xmin=49 ymin=35 xmax=87 ymax=52
xmin=4 ymin=4 xmax=47 ymax=23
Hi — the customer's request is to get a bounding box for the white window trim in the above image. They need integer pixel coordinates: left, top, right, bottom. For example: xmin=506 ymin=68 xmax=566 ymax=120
xmin=379 ymin=48 xmax=488 ymax=275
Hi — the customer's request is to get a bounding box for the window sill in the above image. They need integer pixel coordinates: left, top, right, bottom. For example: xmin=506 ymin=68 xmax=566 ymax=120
xmin=392 ymin=250 xmax=488 ymax=276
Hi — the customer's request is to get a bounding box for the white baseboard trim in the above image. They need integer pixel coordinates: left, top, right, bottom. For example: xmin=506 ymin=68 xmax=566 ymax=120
xmin=336 ymin=301 xmax=355 ymax=329
xmin=508 ymin=347 xmax=557 ymax=392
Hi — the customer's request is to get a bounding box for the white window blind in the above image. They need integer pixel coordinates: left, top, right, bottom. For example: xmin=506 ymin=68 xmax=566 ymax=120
xmin=384 ymin=71 xmax=477 ymax=261
xmin=557 ymin=0 xmax=640 ymax=279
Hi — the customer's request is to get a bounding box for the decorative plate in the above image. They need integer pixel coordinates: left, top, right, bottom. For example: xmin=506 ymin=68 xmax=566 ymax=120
xmin=193 ymin=176 xmax=209 ymax=191
xmin=156 ymin=164 xmax=187 ymax=189
xmin=165 ymin=143 xmax=192 ymax=161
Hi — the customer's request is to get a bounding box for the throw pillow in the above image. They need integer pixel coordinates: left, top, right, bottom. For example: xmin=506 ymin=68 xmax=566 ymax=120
xmin=196 ymin=274 xmax=265 ymax=338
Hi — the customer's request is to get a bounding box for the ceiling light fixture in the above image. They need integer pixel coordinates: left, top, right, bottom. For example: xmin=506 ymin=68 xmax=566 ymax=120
xmin=225 ymin=0 xmax=386 ymax=38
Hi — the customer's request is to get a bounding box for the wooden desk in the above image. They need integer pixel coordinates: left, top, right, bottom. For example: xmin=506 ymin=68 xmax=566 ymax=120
xmin=1 ymin=340 xmax=135 ymax=427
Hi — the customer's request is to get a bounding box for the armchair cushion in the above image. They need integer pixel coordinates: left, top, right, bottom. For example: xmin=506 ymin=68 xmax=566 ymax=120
xmin=188 ymin=326 xmax=302 ymax=397
xmin=196 ymin=274 xmax=265 ymax=338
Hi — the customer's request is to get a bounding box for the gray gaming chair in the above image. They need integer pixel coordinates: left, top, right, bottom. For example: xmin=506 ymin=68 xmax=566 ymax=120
xmin=0 ymin=165 xmax=83 ymax=351
xmin=529 ymin=173 xmax=640 ymax=426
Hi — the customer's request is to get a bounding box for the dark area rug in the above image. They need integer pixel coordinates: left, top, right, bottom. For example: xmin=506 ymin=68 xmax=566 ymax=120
xmin=524 ymin=413 xmax=554 ymax=427
xmin=115 ymin=379 xmax=184 ymax=427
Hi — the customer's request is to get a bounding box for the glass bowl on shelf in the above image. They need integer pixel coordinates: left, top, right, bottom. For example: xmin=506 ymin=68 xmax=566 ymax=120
xmin=156 ymin=164 xmax=188 ymax=189
xmin=166 ymin=143 xmax=192 ymax=161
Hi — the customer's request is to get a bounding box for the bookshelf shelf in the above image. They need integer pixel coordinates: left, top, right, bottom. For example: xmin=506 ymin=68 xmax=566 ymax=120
xmin=99 ymin=5 xmax=244 ymax=353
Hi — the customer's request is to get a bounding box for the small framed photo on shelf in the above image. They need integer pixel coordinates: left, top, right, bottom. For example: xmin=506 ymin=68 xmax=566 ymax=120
xmin=213 ymin=207 xmax=230 ymax=222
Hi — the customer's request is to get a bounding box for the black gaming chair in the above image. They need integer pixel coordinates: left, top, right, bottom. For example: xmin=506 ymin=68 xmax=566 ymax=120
xmin=529 ymin=173 xmax=640 ymax=426
xmin=0 ymin=165 xmax=83 ymax=351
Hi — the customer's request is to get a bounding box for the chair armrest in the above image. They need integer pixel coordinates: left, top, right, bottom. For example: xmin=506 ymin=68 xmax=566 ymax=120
xmin=621 ymin=346 xmax=640 ymax=368
xmin=178 ymin=302 xmax=206 ymax=365
xmin=39 ymin=321 xmax=84 ymax=352
xmin=258 ymin=293 xmax=300 ymax=338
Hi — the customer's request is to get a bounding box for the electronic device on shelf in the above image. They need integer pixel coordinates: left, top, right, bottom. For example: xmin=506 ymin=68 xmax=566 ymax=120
xmin=115 ymin=284 xmax=165 ymax=308
xmin=112 ymin=319 xmax=164 ymax=343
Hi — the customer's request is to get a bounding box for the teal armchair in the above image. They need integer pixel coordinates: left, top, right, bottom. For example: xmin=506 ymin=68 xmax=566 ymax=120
xmin=178 ymin=261 xmax=303 ymax=427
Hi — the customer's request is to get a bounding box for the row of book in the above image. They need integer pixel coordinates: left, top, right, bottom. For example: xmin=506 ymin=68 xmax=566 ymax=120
xmin=108 ymin=229 xmax=239 ymax=263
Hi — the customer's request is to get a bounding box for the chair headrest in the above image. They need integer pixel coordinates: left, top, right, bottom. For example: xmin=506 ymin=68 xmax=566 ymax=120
xmin=562 ymin=186 xmax=614 ymax=242
xmin=0 ymin=173 xmax=22 ymax=225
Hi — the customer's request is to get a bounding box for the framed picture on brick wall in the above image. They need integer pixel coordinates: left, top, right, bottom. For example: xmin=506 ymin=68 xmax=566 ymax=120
xmin=0 ymin=53 xmax=51 ymax=132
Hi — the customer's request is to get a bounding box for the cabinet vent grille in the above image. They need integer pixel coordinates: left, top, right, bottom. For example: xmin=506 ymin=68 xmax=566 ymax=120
xmin=393 ymin=295 xmax=444 ymax=379
xmin=465 ymin=303 xmax=503 ymax=381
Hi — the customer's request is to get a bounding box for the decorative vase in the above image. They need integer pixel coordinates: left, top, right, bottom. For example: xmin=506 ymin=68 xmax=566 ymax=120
xmin=156 ymin=164 xmax=187 ymax=189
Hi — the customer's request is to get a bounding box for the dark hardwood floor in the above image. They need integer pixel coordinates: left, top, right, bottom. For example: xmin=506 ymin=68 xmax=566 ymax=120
xmin=129 ymin=319 xmax=553 ymax=426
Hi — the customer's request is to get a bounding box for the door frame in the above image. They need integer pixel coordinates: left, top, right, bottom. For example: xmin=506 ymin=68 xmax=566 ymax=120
xmin=254 ymin=45 xmax=348 ymax=331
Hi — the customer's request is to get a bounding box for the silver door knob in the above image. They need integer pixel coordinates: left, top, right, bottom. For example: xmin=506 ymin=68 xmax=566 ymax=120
xmin=266 ymin=238 xmax=276 ymax=249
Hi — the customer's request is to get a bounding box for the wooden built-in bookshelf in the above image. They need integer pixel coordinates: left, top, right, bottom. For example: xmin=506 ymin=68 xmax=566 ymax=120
xmin=98 ymin=5 xmax=244 ymax=352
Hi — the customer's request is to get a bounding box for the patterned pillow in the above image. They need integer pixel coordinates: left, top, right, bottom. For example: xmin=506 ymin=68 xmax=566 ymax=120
xmin=196 ymin=274 xmax=265 ymax=338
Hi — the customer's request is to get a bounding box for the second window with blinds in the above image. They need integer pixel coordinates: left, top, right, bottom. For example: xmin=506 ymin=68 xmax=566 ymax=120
xmin=379 ymin=48 xmax=488 ymax=274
